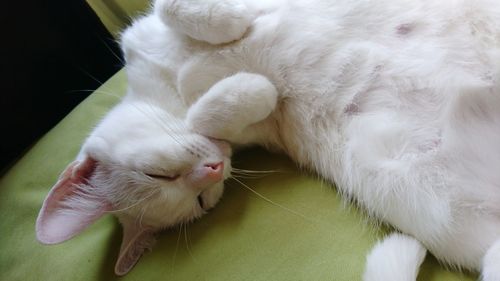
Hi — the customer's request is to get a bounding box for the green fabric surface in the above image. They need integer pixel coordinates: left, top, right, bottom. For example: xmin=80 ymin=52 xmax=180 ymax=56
xmin=0 ymin=70 xmax=476 ymax=281
xmin=86 ymin=0 xmax=150 ymax=37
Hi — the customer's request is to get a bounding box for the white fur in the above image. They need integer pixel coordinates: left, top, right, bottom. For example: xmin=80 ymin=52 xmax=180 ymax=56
xmin=155 ymin=0 xmax=255 ymax=44
xmin=37 ymin=0 xmax=500 ymax=277
xmin=80 ymin=99 xmax=231 ymax=226
xmin=186 ymin=72 xmax=278 ymax=142
xmin=123 ymin=0 xmax=500 ymax=278
xmin=483 ymin=238 xmax=500 ymax=281
xmin=36 ymin=68 xmax=233 ymax=274
xmin=363 ymin=233 xmax=426 ymax=281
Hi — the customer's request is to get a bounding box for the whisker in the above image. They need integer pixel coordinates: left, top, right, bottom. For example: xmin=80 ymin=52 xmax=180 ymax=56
xmin=98 ymin=37 xmax=125 ymax=66
xmin=131 ymin=108 xmax=187 ymax=153
xmin=137 ymin=204 xmax=148 ymax=228
xmin=231 ymin=174 xmax=265 ymax=179
xmin=76 ymin=65 xmax=104 ymax=86
xmin=231 ymin=173 xmax=274 ymax=180
xmin=183 ymin=223 xmax=198 ymax=263
xmin=186 ymin=224 xmax=195 ymax=253
xmin=106 ymin=188 xmax=158 ymax=214
xmin=232 ymin=177 xmax=316 ymax=223
xmin=150 ymin=100 xmax=188 ymax=133
xmin=132 ymin=99 xmax=189 ymax=150
xmin=66 ymin=89 xmax=123 ymax=102
xmin=172 ymin=223 xmax=183 ymax=267
xmin=231 ymin=167 xmax=283 ymax=179
xmin=232 ymin=168 xmax=281 ymax=174
xmin=143 ymin=98 xmax=188 ymax=137
xmin=65 ymin=89 xmax=95 ymax=94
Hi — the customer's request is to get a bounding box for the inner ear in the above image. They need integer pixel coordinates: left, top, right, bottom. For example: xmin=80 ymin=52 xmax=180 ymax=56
xmin=36 ymin=156 xmax=111 ymax=244
xmin=115 ymin=217 xmax=157 ymax=276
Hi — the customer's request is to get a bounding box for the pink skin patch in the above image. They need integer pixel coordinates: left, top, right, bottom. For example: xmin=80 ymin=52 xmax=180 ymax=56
xmin=396 ymin=23 xmax=414 ymax=35
xmin=344 ymin=103 xmax=360 ymax=115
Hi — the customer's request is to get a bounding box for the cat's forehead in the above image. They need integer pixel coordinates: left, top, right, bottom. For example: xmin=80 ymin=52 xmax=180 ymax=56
xmin=87 ymin=101 xmax=200 ymax=159
xmin=93 ymin=99 xmax=186 ymax=138
xmin=89 ymin=130 xmax=203 ymax=169
xmin=125 ymin=136 xmax=199 ymax=168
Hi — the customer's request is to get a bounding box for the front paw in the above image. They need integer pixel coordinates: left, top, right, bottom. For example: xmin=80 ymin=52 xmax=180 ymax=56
xmin=186 ymin=72 xmax=278 ymax=140
xmin=155 ymin=0 xmax=255 ymax=45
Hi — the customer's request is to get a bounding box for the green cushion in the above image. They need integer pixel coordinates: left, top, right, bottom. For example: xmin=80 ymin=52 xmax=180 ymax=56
xmin=0 ymin=70 xmax=476 ymax=280
xmin=86 ymin=0 xmax=150 ymax=36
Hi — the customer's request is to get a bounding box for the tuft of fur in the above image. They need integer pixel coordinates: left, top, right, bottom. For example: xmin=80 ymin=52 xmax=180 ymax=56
xmin=482 ymin=238 xmax=500 ymax=281
xmin=155 ymin=0 xmax=255 ymax=45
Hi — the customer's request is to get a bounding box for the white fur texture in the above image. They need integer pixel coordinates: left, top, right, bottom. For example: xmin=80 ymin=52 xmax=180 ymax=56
xmin=37 ymin=78 xmax=232 ymax=274
xmin=186 ymin=72 xmax=278 ymax=142
xmin=124 ymin=0 xmax=500 ymax=278
xmin=37 ymin=0 xmax=500 ymax=277
xmin=482 ymin=238 xmax=500 ymax=281
xmin=78 ymin=97 xmax=231 ymax=225
xmin=155 ymin=0 xmax=255 ymax=44
xmin=363 ymin=233 xmax=426 ymax=281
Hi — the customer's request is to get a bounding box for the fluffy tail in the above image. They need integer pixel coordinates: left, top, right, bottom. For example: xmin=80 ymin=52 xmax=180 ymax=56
xmin=363 ymin=233 xmax=427 ymax=281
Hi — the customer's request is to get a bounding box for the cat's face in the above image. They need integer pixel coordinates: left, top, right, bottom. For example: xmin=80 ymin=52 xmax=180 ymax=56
xmin=36 ymin=99 xmax=232 ymax=275
xmin=85 ymin=99 xmax=232 ymax=227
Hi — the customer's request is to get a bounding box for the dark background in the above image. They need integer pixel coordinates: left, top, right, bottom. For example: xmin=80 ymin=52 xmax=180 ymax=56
xmin=1 ymin=1 xmax=123 ymax=171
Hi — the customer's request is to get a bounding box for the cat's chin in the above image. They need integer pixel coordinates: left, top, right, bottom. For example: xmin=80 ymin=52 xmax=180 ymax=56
xmin=199 ymin=181 xmax=225 ymax=211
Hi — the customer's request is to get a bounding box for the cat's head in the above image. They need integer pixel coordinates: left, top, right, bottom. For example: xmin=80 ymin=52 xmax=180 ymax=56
xmin=35 ymin=98 xmax=232 ymax=275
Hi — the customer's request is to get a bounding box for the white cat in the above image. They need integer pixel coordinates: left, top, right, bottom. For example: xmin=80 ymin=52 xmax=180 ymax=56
xmin=37 ymin=0 xmax=500 ymax=279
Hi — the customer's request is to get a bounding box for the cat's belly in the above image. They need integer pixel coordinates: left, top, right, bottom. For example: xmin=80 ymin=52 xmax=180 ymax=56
xmin=176 ymin=0 xmax=500 ymax=269
xmin=268 ymin=94 xmax=500 ymax=270
xmin=262 ymin=27 xmax=500 ymax=270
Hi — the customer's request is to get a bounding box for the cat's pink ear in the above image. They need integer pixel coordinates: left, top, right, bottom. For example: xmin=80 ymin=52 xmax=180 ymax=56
xmin=115 ymin=218 xmax=156 ymax=276
xmin=36 ymin=156 xmax=111 ymax=244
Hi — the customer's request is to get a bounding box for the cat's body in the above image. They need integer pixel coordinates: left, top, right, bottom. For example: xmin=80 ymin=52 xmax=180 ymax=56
xmin=37 ymin=0 xmax=500 ymax=279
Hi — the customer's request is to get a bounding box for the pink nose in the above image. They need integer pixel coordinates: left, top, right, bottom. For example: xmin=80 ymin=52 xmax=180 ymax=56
xmin=204 ymin=162 xmax=224 ymax=181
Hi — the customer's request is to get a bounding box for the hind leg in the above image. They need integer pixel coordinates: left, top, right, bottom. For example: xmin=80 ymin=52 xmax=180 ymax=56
xmin=154 ymin=0 xmax=256 ymax=44
xmin=482 ymin=238 xmax=500 ymax=281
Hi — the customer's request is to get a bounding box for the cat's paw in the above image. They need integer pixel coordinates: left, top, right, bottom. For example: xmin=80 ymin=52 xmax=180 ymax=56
xmin=483 ymin=238 xmax=500 ymax=281
xmin=155 ymin=0 xmax=255 ymax=45
xmin=186 ymin=72 xmax=278 ymax=140
xmin=363 ymin=233 xmax=426 ymax=281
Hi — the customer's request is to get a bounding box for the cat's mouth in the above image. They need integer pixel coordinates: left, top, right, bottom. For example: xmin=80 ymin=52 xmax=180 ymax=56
xmin=195 ymin=182 xmax=224 ymax=212
xmin=197 ymin=194 xmax=205 ymax=209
